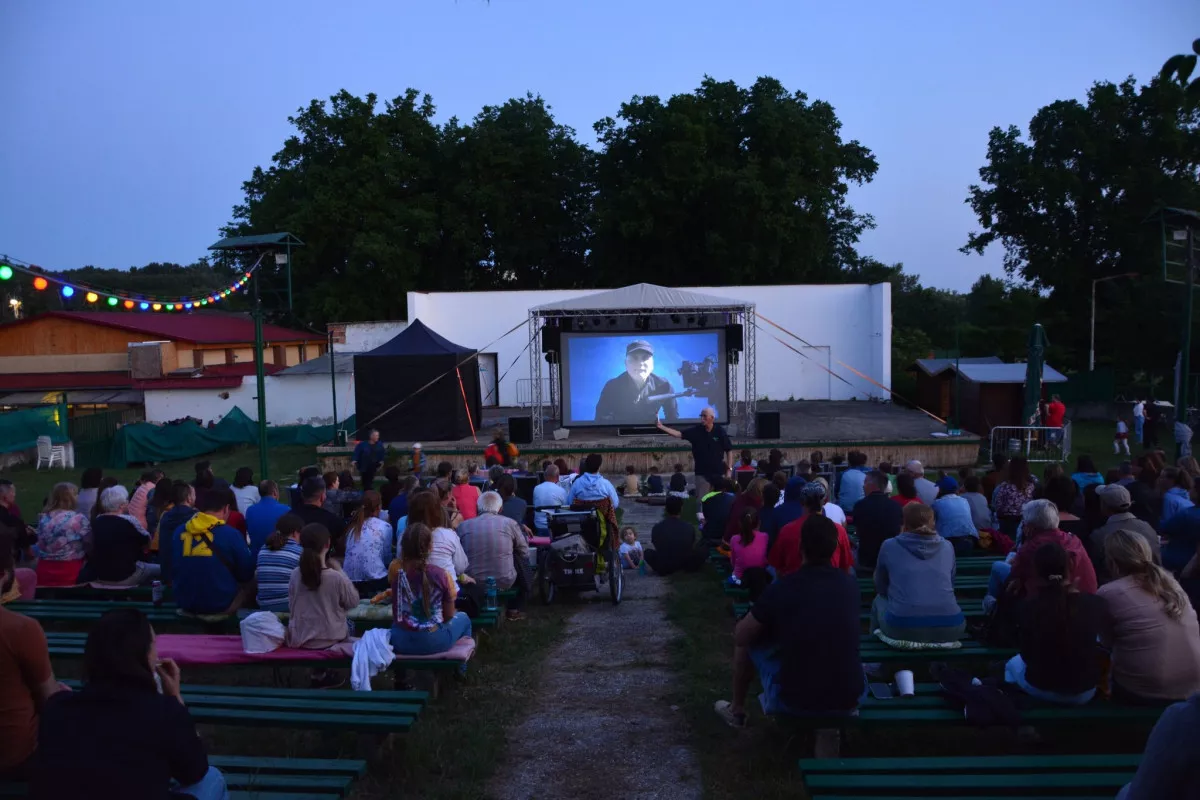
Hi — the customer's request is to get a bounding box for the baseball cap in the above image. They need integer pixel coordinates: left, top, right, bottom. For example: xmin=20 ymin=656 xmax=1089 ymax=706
xmin=936 ymin=475 xmax=958 ymax=495
xmin=1096 ymin=483 xmax=1131 ymax=510
xmin=626 ymin=340 xmax=654 ymax=357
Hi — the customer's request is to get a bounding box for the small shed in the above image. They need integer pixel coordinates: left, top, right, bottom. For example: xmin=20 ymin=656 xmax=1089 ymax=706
xmin=910 ymin=357 xmax=1003 ymax=422
xmin=946 ymin=362 xmax=1068 ymax=434
xmin=353 ymin=320 xmax=481 ymax=442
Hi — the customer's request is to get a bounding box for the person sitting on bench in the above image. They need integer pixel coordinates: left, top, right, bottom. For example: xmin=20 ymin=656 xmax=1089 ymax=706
xmin=172 ymin=489 xmax=255 ymax=616
xmin=30 ymin=608 xmax=228 ymax=799
xmin=871 ymin=503 xmax=965 ymax=645
xmin=1005 ymin=541 xmax=1105 ymax=705
xmin=389 ymin=523 xmax=473 ymax=656
xmin=287 ymin=523 xmax=358 ymax=651
xmin=714 ymin=518 xmax=863 ymax=727
xmin=85 ymin=486 xmax=160 ymax=587
xmin=0 ymin=532 xmax=68 ymax=782
xmin=458 ymin=492 xmax=530 ymax=622
xmin=644 ymin=496 xmax=705 ymax=576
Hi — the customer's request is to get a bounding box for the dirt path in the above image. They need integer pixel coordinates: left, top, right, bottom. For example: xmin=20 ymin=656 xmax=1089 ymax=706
xmin=486 ymin=505 xmax=703 ymax=800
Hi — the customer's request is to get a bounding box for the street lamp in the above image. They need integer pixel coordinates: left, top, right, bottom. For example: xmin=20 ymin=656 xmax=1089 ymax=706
xmin=1090 ymin=273 xmax=1139 ymax=371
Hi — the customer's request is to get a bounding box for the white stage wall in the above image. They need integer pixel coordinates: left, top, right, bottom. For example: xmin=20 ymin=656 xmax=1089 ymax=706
xmin=143 ymin=373 xmax=356 ymax=427
xmin=407 ymin=284 xmax=891 ymax=408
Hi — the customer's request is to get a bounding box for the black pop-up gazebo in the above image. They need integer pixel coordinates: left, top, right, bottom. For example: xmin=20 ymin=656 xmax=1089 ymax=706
xmin=353 ymin=319 xmax=481 ymax=441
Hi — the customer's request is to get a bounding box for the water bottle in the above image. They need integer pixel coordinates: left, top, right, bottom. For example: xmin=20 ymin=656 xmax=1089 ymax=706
xmin=151 ymin=580 xmax=164 ymax=607
xmin=485 ymin=577 xmax=498 ymax=611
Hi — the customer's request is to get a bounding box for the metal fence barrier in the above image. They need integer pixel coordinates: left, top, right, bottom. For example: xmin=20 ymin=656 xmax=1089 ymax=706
xmin=988 ymin=422 xmax=1072 ymax=464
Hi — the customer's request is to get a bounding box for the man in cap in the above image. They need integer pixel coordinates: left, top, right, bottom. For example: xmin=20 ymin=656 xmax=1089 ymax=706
xmin=1089 ymin=483 xmax=1162 ymax=584
xmin=594 ymin=339 xmax=679 ymax=424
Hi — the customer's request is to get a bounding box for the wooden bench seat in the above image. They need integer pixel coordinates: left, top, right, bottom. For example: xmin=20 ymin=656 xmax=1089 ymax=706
xmin=0 ymin=755 xmax=368 ymax=798
xmin=799 ymin=753 xmax=1139 ymax=798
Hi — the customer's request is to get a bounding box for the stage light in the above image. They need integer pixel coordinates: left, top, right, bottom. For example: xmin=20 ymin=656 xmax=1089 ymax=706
xmin=33 ymin=277 xmax=48 ymax=291
xmin=152 ymin=303 xmax=162 ymax=311
xmin=139 ymin=302 xmax=149 ymax=310
xmin=107 ymin=296 xmax=118 ymax=306
xmin=61 ymin=286 xmax=74 ymax=298
xmin=124 ymin=300 xmax=135 ymax=309
xmin=0 ymin=265 xmax=11 ymax=280
xmin=85 ymin=292 xmax=98 ymax=303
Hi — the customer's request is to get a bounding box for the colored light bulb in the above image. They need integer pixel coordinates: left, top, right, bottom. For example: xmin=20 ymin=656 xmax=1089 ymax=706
xmin=61 ymin=286 xmax=74 ymax=298
xmin=152 ymin=303 xmax=162 ymax=311
xmin=0 ymin=265 xmax=12 ymax=280
xmin=124 ymin=300 xmax=135 ymax=309
xmin=139 ymin=302 xmax=149 ymax=310
xmin=107 ymin=296 xmax=119 ymax=306
xmin=85 ymin=292 xmax=98 ymax=303
xmin=33 ymin=277 xmax=48 ymax=291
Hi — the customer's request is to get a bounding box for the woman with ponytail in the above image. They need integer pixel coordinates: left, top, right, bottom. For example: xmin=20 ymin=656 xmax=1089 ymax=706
xmin=285 ymin=523 xmax=358 ymax=650
xmin=254 ymin=513 xmax=305 ymax=612
xmin=342 ymin=491 xmax=392 ymax=598
xmin=1100 ymin=528 xmax=1200 ymax=703
xmin=389 ymin=522 xmax=473 ymax=656
xmin=1006 ymin=541 xmax=1106 ymax=705
xmin=728 ymin=507 xmax=767 ymax=582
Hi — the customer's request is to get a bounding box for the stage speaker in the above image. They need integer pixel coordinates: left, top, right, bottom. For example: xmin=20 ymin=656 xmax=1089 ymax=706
xmin=726 ymin=323 xmax=744 ymax=352
xmin=541 ymin=326 xmax=561 ymax=354
xmin=509 ymin=416 xmax=533 ymax=444
xmin=755 ymin=410 xmax=780 ymax=439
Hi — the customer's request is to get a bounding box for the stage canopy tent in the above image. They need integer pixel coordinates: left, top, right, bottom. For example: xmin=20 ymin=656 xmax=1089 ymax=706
xmin=353 ymin=319 xmax=480 ymax=442
xmin=531 ymin=283 xmax=748 ymax=314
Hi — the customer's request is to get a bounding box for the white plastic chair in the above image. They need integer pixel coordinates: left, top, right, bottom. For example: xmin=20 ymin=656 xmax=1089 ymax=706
xmin=36 ymin=436 xmax=67 ymax=470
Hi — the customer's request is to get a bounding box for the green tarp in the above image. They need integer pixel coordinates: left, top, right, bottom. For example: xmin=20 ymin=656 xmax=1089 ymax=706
xmin=108 ymin=406 xmax=356 ymax=468
xmin=0 ymin=405 xmax=68 ymax=455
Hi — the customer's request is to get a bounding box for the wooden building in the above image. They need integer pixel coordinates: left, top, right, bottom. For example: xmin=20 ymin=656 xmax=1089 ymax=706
xmin=0 ymin=311 xmax=324 ymax=411
xmin=912 ymin=358 xmax=1067 ymax=435
xmin=910 ymin=357 xmax=1003 ymax=422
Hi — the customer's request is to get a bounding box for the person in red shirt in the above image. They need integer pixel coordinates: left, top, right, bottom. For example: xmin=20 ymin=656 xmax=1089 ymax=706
xmin=890 ymin=472 xmax=924 ymax=509
xmin=0 ymin=532 xmax=68 ymax=780
xmin=768 ymin=482 xmax=854 ymax=576
xmin=1045 ymin=395 xmax=1066 ymax=428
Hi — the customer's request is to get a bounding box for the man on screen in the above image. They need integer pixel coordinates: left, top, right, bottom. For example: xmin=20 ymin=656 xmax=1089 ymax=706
xmin=594 ymin=340 xmax=679 ymax=424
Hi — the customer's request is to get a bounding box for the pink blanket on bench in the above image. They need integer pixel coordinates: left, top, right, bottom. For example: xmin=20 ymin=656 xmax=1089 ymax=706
xmin=154 ymin=634 xmax=477 ymax=665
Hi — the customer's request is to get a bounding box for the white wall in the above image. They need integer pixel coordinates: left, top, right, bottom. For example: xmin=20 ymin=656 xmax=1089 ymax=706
xmin=330 ymin=321 xmax=408 ymax=354
xmin=407 ymin=284 xmax=891 ymax=407
xmin=143 ymin=374 xmax=357 ymax=427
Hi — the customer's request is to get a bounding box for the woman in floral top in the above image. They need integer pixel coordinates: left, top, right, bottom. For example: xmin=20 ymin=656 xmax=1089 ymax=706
xmin=343 ymin=491 xmax=393 ymax=598
xmin=35 ymin=482 xmax=91 ymax=586
xmin=388 ymin=523 xmax=472 ymax=656
xmin=992 ymin=456 xmax=1035 ymax=537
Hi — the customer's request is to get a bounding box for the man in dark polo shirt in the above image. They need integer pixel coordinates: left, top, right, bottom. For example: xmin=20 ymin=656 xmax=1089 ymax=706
xmin=714 ymin=518 xmax=863 ymax=727
xmin=294 ymin=477 xmax=347 ymax=554
xmin=645 ymin=495 xmax=705 ymax=575
xmin=656 ymin=406 xmax=733 ymax=496
xmin=851 ymin=469 xmax=903 ymax=572
xmin=594 ymin=339 xmax=679 ymax=424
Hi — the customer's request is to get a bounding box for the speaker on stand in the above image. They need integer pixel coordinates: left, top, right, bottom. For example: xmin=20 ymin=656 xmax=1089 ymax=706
xmin=755 ymin=411 xmax=780 ymax=439
xmin=509 ymin=416 xmax=533 ymax=445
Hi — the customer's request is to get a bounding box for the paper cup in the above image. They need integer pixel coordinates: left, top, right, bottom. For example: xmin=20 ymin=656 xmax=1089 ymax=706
xmin=894 ymin=670 xmax=915 ymax=697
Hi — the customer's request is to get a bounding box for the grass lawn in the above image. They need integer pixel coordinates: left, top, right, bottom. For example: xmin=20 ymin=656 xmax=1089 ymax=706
xmin=4 ymin=444 xmax=319 ymax=510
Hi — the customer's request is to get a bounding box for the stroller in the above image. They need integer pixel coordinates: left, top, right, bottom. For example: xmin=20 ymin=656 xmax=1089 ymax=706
xmin=539 ymin=508 xmax=623 ymax=605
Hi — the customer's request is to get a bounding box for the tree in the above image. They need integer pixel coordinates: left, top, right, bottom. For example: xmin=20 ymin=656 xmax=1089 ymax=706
xmin=1161 ymin=38 xmax=1200 ymax=99
xmin=962 ymin=77 xmax=1200 ymax=372
xmin=591 ymin=76 xmax=877 ymax=288
xmin=225 ymin=90 xmax=443 ymax=324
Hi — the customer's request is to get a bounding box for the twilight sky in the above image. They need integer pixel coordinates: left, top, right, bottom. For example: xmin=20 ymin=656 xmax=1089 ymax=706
xmin=1 ymin=0 xmax=1196 ymax=291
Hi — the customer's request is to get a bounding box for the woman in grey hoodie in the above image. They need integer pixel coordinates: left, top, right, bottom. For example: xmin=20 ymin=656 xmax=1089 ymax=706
xmin=871 ymin=503 xmax=966 ymax=644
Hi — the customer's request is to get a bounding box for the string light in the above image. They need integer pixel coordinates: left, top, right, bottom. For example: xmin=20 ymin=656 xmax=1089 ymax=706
xmin=0 ymin=257 xmax=260 ymax=311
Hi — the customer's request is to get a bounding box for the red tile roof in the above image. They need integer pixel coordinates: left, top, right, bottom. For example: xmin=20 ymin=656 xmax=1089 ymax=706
xmin=0 ymin=372 xmax=133 ymax=391
xmin=0 ymin=311 xmax=324 ymax=344
xmin=132 ymin=376 xmax=243 ymax=390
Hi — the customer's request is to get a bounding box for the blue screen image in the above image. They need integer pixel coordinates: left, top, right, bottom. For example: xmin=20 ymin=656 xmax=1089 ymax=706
xmin=561 ymin=330 xmax=727 ymax=426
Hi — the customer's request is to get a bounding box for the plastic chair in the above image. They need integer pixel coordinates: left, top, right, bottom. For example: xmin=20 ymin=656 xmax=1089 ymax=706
xmin=36 ymin=436 xmax=67 ymax=470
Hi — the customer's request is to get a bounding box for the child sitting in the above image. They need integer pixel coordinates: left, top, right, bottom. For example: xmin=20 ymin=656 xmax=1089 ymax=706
xmin=618 ymin=527 xmax=644 ymax=568
xmin=646 ymin=466 xmax=665 ymax=495
xmin=668 ymin=463 xmax=688 ymax=496
xmin=622 ymin=465 xmax=640 ymax=497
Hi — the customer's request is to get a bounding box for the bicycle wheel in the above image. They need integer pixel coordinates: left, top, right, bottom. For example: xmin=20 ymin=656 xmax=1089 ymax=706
xmin=608 ymin=550 xmax=623 ymax=605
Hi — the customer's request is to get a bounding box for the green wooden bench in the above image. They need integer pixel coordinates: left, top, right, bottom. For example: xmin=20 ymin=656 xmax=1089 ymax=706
xmin=723 ymin=576 xmax=989 ymax=601
xmin=55 ymin=679 xmax=428 ymax=733
xmin=799 ymin=753 xmax=1138 ymax=798
xmin=0 ymin=755 xmax=368 ymax=798
xmin=731 ymin=601 xmax=986 ymax=624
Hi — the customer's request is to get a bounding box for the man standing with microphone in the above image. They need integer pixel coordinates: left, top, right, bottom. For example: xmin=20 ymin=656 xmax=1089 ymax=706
xmin=656 ymin=407 xmax=733 ymax=497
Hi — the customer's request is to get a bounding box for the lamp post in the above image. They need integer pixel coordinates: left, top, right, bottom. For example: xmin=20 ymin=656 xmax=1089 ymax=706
xmin=1090 ymin=273 xmax=1139 ymax=371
